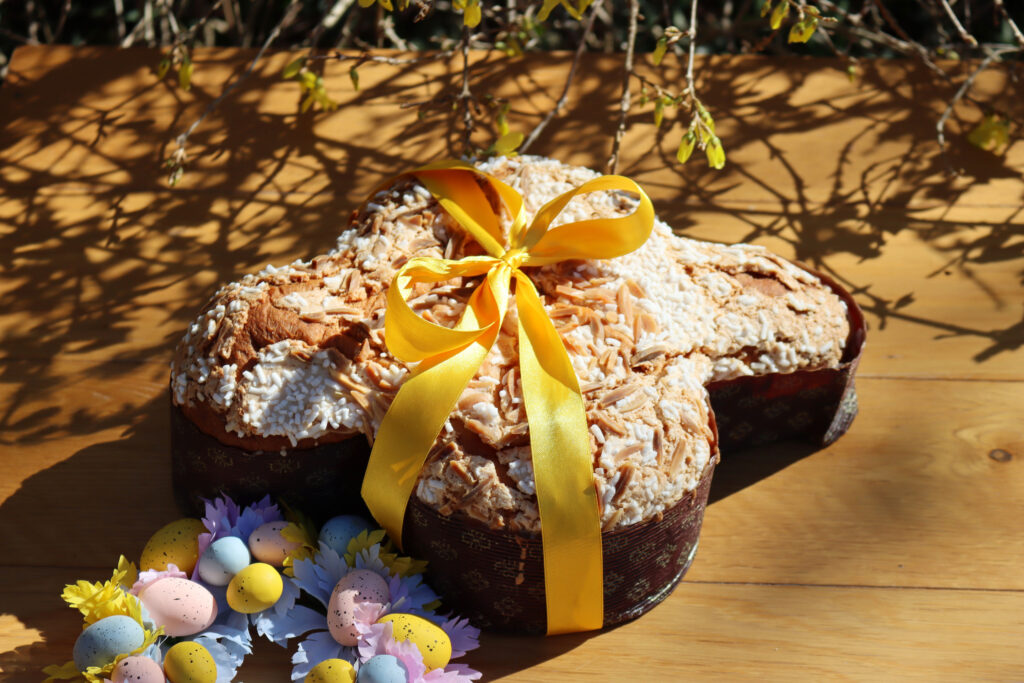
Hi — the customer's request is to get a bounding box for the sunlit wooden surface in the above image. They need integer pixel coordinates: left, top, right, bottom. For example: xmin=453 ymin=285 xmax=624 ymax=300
xmin=1 ymin=46 xmax=1022 ymax=681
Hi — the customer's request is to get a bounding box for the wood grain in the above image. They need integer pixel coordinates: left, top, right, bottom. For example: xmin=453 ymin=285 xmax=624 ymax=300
xmin=1 ymin=46 xmax=1022 ymax=682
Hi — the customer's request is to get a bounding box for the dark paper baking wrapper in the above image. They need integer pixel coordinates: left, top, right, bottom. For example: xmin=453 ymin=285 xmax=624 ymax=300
xmin=708 ymin=264 xmax=866 ymax=453
xmin=170 ymin=403 xmax=371 ymax=522
xmin=169 ymin=259 xmax=865 ymax=632
xmin=403 ymin=463 xmax=715 ymax=635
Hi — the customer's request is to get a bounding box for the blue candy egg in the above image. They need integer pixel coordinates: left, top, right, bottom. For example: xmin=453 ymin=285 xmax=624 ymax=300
xmin=72 ymin=615 xmax=145 ymax=671
xmin=318 ymin=516 xmax=374 ymax=555
xmin=197 ymin=536 xmax=251 ymax=585
xmin=357 ymin=655 xmax=408 ymax=683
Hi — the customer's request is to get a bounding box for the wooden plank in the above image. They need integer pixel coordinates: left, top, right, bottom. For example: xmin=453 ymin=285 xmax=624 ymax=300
xmin=694 ymin=376 xmax=1024 ymax=591
xmin=2 ymin=567 xmax=1020 ymax=681
xmin=2 ymin=189 xmax=1021 ymax=379
xmin=468 ymin=581 xmax=1024 ymax=681
xmin=2 ymin=47 xmax=1022 ymax=211
xmin=2 ymin=359 xmax=1021 ymax=592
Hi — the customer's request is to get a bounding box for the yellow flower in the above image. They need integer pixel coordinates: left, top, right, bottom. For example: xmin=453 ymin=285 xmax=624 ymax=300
xmin=281 ymin=506 xmax=320 ymax=577
xmin=48 ymin=560 xmax=161 ymax=683
xmin=345 ymin=530 xmax=429 ymax=577
xmin=358 ymin=0 xmax=395 ymax=10
xmin=538 ymin=0 xmax=594 ymax=21
xmin=453 ymin=0 xmax=482 ymax=28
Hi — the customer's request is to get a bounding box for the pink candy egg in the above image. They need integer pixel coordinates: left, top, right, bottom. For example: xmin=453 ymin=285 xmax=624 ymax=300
xmin=111 ymin=655 xmax=165 ymax=683
xmin=248 ymin=521 xmax=300 ymax=567
xmin=138 ymin=576 xmax=218 ymax=637
xmin=327 ymin=569 xmax=390 ymax=646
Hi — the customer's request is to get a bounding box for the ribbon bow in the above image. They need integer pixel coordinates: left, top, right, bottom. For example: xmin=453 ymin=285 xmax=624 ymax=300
xmin=361 ymin=159 xmax=654 ymax=634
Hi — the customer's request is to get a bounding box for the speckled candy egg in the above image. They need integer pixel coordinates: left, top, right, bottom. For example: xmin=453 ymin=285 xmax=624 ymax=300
xmin=226 ymin=562 xmax=283 ymax=613
xmin=163 ymin=641 xmax=217 ymax=683
xmin=138 ymin=577 xmax=218 ymax=636
xmin=377 ymin=613 xmax=452 ymax=671
xmin=318 ymin=515 xmax=374 ymax=556
xmin=327 ymin=569 xmax=390 ymax=646
xmin=305 ymin=658 xmax=357 ymax=683
xmin=356 ymin=655 xmax=408 ymax=683
xmin=111 ymin=655 xmax=164 ymax=683
xmin=247 ymin=520 xmax=300 ymax=566
xmin=72 ymin=615 xmax=145 ymax=671
xmin=140 ymin=518 xmax=206 ymax=573
xmin=196 ymin=535 xmax=251 ymax=585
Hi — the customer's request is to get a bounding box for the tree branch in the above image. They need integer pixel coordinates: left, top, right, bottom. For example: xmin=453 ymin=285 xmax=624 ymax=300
xmin=521 ymin=0 xmax=603 ymax=154
xmin=460 ymin=25 xmax=474 ymax=154
xmin=935 ymin=47 xmax=1017 ymax=172
xmin=167 ymin=0 xmax=302 ymax=183
xmin=607 ymin=0 xmax=639 ymax=174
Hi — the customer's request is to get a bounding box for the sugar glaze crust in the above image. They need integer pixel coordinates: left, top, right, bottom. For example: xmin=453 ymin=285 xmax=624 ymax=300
xmin=171 ymin=155 xmax=849 ymax=532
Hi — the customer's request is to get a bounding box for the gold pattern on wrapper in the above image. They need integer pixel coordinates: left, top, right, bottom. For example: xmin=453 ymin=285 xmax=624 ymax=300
xmin=360 ymin=160 xmax=654 ymax=634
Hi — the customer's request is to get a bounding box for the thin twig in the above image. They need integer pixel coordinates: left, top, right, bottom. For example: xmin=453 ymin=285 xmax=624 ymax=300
xmin=684 ymin=0 xmax=699 ymax=96
xmin=26 ymin=0 xmax=40 ymax=44
xmin=113 ymin=0 xmax=127 ymax=41
xmin=381 ymin=14 xmax=409 ymax=50
xmin=607 ymin=0 xmax=639 ymax=174
xmin=53 ymin=0 xmax=72 ymax=42
xmin=460 ymin=25 xmax=474 ymax=153
xmin=935 ymin=0 xmax=978 ymax=47
xmin=819 ymin=0 xmax=948 ymax=80
xmin=935 ymin=47 xmax=1016 ymax=172
xmin=308 ymin=0 xmax=357 ymax=47
xmin=310 ymin=50 xmax=453 ymax=66
xmin=169 ymin=0 xmax=302 ymax=179
xmin=521 ymin=0 xmax=603 ymax=153
xmin=993 ymin=0 xmax=1024 ymax=48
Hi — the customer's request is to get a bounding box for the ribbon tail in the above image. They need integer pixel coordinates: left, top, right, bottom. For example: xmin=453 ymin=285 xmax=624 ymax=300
xmin=364 ymin=265 xmax=512 ymax=550
xmin=514 ymin=273 xmax=604 ymax=634
xmin=362 ymin=329 xmax=496 ymax=551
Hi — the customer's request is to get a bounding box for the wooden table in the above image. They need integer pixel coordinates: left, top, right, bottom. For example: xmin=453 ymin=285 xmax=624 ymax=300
xmin=1 ymin=46 xmax=1022 ymax=681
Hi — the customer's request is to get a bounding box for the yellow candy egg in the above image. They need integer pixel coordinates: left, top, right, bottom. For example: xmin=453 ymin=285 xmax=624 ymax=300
xmin=140 ymin=518 xmax=206 ymax=573
xmin=305 ymin=658 xmax=357 ymax=683
xmin=163 ymin=641 xmax=217 ymax=683
xmin=376 ymin=613 xmax=452 ymax=671
xmin=226 ymin=562 xmax=283 ymax=614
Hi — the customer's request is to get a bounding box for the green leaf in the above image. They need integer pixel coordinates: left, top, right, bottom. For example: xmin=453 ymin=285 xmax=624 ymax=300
xmin=349 ymin=66 xmax=360 ymax=91
xmin=301 ymin=71 xmax=317 ymax=91
xmin=676 ymin=131 xmax=696 ymax=164
xmin=653 ymin=36 xmax=668 ymax=66
xmin=178 ymin=60 xmax=193 ymax=91
xmin=967 ymin=114 xmax=1010 ymax=152
xmin=168 ymin=166 xmax=183 ymax=187
xmin=494 ymin=131 xmax=524 ymax=156
xmin=770 ymin=1 xmax=789 ymax=30
xmin=462 ymin=1 xmax=481 ymax=28
xmin=156 ymin=58 xmax=171 ymax=80
xmin=788 ymin=16 xmax=818 ymax=43
xmin=705 ymin=136 xmax=726 ymax=170
xmin=301 ymin=92 xmax=315 ymax=113
xmin=654 ymin=99 xmax=665 ymax=128
xmin=537 ymin=0 xmax=560 ymax=21
xmin=761 ymin=1 xmax=773 ymax=18
xmin=282 ymin=56 xmax=306 ymax=79
xmin=846 ymin=64 xmax=858 ymax=83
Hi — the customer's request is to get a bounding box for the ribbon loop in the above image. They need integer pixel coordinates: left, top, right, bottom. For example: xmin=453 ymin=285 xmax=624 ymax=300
xmin=361 ymin=161 xmax=654 ymax=634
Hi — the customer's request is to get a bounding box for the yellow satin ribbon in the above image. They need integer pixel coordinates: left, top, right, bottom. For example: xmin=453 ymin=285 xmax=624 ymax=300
xmin=360 ymin=159 xmax=654 ymax=634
